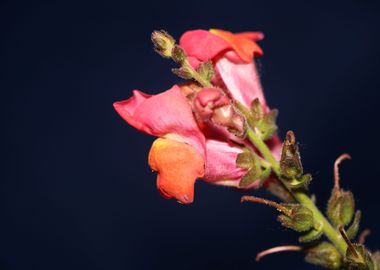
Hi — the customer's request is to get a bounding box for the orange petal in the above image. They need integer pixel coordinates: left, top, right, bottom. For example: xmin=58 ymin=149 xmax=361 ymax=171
xmin=148 ymin=138 xmax=204 ymax=204
xmin=210 ymin=29 xmax=263 ymax=63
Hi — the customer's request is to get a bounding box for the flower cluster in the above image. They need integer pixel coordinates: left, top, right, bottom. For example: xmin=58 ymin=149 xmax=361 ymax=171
xmin=113 ymin=28 xmax=380 ymax=270
xmin=114 ymin=29 xmax=281 ymax=204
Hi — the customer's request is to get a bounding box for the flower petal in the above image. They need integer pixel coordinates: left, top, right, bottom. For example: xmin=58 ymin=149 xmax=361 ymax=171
xmin=148 ymin=138 xmax=204 ymax=204
xmin=203 ymin=140 xmax=247 ymax=187
xmin=113 ymin=85 xmax=206 ymax=157
xmin=210 ymin=29 xmax=263 ymax=63
xmin=179 ymin=30 xmax=231 ymax=62
xmin=214 ymin=55 xmax=267 ymax=109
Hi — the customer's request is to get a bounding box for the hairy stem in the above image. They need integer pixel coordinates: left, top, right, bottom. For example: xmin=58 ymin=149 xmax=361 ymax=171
xmin=246 ymin=128 xmax=348 ymax=255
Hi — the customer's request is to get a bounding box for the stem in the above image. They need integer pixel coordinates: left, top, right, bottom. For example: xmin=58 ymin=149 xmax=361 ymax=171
xmin=246 ymin=127 xmax=348 ymax=255
xmin=183 ymin=61 xmax=213 ymax=88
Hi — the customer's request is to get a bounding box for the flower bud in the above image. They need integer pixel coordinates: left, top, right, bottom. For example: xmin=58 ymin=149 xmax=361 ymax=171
xmin=277 ymin=204 xmax=314 ymax=232
xmin=305 ymin=242 xmax=342 ymax=269
xmin=151 ymin=30 xmax=176 ymax=58
xmin=280 ymin=131 xmax=303 ymax=179
xmin=327 ymin=189 xmax=355 ymax=227
xmin=171 ymin=45 xmax=187 ymax=65
xmin=344 ymin=244 xmax=376 ymax=270
xmin=193 ymin=88 xmax=245 ymax=136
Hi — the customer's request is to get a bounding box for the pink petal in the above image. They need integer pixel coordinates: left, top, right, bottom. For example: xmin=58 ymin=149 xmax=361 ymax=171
xmin=113 ymin=85 xmax=206 ymax=157
xmin=214 ymin=52 xmax=268 ymax=109
xmin=179 ymin=30 xmax=231 ymax=62
xmin=203 ymin=140 xmax=247 ymax=186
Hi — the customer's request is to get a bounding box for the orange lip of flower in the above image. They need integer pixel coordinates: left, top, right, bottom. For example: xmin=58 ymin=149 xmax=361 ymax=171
xmin=209 ymin=29 xmax=264 ymax=63
xmin=148 ymin=138 xmax=205 ymax=204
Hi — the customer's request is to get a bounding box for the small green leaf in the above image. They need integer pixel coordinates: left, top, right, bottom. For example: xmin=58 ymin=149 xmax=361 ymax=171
xmin=347 ymin=210 xmax=362 ymax=240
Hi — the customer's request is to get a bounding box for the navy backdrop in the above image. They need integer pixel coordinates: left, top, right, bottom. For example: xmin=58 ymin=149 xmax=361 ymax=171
xmin=1 ymin=0 xmax=380 ymax=269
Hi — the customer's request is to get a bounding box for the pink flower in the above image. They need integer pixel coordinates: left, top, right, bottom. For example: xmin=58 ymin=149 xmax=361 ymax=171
xmin=114 ymin=29 xmax=282 ymax=204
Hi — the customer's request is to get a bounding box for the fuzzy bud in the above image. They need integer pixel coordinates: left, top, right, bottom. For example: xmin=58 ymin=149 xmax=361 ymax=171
xmin=278 ymin=204 xmax=314 ymax=232
xmin=327 ymin=189 xmax=355 ymax=227
xmin=305 ymin=242 xmax=342 ymax=269
xmin=151 ymin=30 xmax=176 ymax=58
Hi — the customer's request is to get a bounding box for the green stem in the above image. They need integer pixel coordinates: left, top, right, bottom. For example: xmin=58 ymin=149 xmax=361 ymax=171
xmin=183 ymin=61 xmax=213 ymax=88
xmin=246 ymin=128 xmax=347 ymax=255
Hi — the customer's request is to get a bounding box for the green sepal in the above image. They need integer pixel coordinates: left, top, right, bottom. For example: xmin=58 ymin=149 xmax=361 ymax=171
xmin=286 ymin=174 xmax=312 ymax=189
xmin=305 ymin=242 xmax=342 ymax=269
xmin=327 ymin=189 xmax=355 ymax=227
xmin=172 ymin=67 xmax=192 ymax=79
xmin=237 ymin=148 xmax=271 ymax=188
xmin=299 ymin=221 xmax=323 ymax=243
xmin=250 ymin=98 xmax=278 ymax=140
xmin=346 ymin=210 xmax=362 ymax=240
xmin=196 ymin=61 xmax=214 ymax=82
xmin=344 ymin=244 xmax=375 ymax=270
xmin=277 ymin=204 xmax=314 ymax=232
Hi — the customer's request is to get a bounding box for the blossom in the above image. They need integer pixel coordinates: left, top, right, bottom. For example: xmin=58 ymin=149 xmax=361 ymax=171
xmin=114 ymin=29 xmax=282 ymax=204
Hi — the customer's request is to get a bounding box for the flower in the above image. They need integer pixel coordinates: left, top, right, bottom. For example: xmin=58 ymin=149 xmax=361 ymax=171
xmin=114 ymin=29 xmax=282 ymax=204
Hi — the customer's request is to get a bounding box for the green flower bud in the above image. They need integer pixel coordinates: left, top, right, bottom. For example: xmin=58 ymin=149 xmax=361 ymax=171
xmin=327 ymin=189 xmax=355 ymax=227
xmin=344 ymin=244 xmax=376 ymax=270
xmin=277 ymin=204 xmax=314 ymax=232
xmin=151 ymin=30 xmax=175 ymax=58
xmin=305 ymin=242 xmax=342 ymax=269
xmin=171 ymin=45 xmax=187 ymax=65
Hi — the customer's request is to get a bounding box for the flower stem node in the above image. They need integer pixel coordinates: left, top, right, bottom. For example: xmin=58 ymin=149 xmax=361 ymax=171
xmin=305 ymin=242 xmax=342 ymax=269
xmin=151 ymin=30 xmax=176 ymax=58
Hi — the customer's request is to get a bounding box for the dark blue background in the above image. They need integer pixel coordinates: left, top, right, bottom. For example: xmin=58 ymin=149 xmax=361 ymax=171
xmin=1 ymin=0 xmax=380 ymax=269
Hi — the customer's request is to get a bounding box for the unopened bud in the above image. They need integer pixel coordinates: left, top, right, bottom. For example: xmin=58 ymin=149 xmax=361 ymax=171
xmin=193 ymin=88 xmax=245 ymax=136
xmin=171 ymin=45 xmax=187 ymax=65
xmin=327 ymin=189 xmax=355 ymax=227
xmin=280 ymin=131 xmax=303 ymax=179
xmin=278 ymin=204 xmax=314 ymax=232
xmin=151 ymin=30 xmax=175 ymax=58
xmin=305 ymin=242 xmax=342 ymax=269
xmin=345 ymin=244 xmax=375 ymax=270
